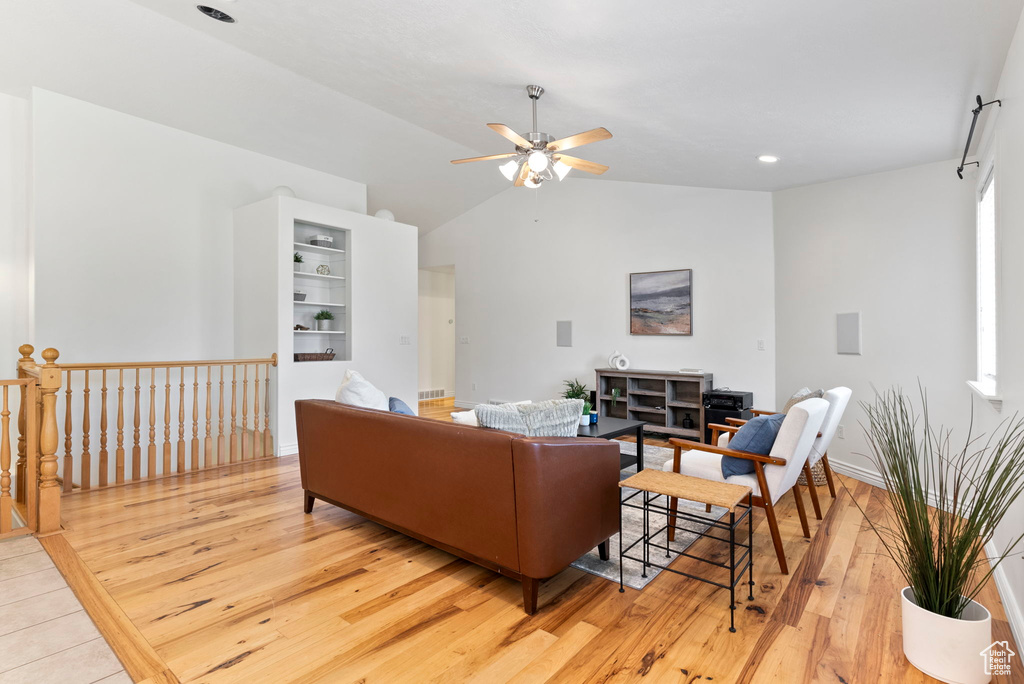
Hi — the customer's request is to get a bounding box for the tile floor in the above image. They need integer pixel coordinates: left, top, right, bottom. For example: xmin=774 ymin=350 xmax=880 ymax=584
xmin=0 ymin=536 xmax=129 ymax=683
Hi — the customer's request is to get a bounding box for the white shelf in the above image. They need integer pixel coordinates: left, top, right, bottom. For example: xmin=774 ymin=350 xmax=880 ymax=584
xmin=293 ymin=300 xmax=346 ymax=308
xmin=294 ymin=271 xmax=346 ymax=281
xmin=294 ymin=330 xmax=346 ymax=335
xmin=293 ymin=241 xmax=346 ymax=255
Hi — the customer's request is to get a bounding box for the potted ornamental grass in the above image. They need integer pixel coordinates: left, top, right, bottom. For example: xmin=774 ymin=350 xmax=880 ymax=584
xmin=855 ymin=388 xmax=1024 ymax=684
xmin=313 ymin=309 xmax=335 ymax=331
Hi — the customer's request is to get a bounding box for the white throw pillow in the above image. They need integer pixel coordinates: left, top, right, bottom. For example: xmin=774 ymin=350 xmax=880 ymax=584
xmin=451 ymin=410 xmax=480 ymax=426
xmin=335 ymin=370 xmax=388 ymax=411
xmin=451 ymin=400 xmax=531 ymax=427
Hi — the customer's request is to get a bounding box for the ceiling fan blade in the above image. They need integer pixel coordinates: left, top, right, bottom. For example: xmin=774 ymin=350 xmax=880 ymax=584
xmin=514 ymin=161 xmax=530 ymax=187
xmin=555 ymin=155 xmax=609 ymax=175
xmin=547 ymin=127 xmax=612 ymax=153
xmin=487 ymin=123 xmax=534 ymax=150
xmin=450 ymin=152 xmax=518 ymax=165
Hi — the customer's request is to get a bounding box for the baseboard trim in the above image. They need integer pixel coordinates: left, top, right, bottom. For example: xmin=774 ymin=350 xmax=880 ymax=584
xmin=986 ymin=539 xmax=1024 ymax=648
xmin=279 ymin=442 xmax=298 ymax=456
xmin=831 ymin=458 xmax=1023 ymax=647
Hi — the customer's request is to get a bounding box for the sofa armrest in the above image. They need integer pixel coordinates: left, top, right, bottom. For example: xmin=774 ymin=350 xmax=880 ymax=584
xmin=511 ymin=437 xmax=621 ymax=579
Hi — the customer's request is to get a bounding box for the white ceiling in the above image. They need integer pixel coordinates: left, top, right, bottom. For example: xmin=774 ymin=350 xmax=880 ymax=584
xmin=3 ymin=0 xmax=1022 ymax=233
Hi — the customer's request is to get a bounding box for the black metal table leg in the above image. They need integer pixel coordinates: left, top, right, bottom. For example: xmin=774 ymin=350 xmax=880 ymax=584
xmin=641 ymin=491 xmax=649 ymax=578
xmin=618 ymin=494 xmax=625 ymax=593
xmin=747 ymin=493 xmax=755 ymax=601
xmin=729 ymin=510 xmax=736 ymax=633
xmin=636 ymin=425 xmax=645 ymax=471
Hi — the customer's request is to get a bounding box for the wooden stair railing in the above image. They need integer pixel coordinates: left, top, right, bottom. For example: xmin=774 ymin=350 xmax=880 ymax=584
xmin=1 ymin=345 xmax=62 ymax=537
xmin=57 ymin=354 xmax=277 ymax=492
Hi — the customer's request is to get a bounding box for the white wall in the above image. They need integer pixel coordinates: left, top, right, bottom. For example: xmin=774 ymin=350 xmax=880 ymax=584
xmin=0 ymin=92 xmax=30 ymax=363
xmin=418 ymin=269 xmax=456 ymax=396
xmin=774 ymin=154 xmax=1024 ymax=641
xmin=774 ymin=159 xmax=976 ymax=471
xmin=30 ymin=89 xmax=367 ymax=362
xmin=972 ymin=7 xmax=1024 ymax=644
xmin=419 ymin=179 xmax=776 ymax=406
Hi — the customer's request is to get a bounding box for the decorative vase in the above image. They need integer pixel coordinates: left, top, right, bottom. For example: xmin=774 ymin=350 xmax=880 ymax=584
xmin=608 ymin=351 xmax=630 ymax=371
xmin=579 ymin=414 xmax=591 ymax=427
xmin=900 ymin=587 xmax=992 ymax=684
xmin=682 ymin=413 xmax=694 ymax=429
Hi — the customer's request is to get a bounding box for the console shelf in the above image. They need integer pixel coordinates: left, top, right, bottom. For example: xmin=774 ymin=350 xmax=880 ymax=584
xmin=595 ymin=368 xmax=713 ymax=443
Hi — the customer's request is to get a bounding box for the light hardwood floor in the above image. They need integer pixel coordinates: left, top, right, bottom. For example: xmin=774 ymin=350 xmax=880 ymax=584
xmin=50 ymin=397 xmax=1020 ymax=683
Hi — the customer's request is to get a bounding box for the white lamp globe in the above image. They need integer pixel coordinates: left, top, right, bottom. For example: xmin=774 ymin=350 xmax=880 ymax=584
xmin=527 ymin=151 xmax=549 ymax=173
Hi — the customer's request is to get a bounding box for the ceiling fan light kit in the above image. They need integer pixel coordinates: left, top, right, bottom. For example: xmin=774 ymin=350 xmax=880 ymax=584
xmin=451 ymin=85 xmax=612 ymax=189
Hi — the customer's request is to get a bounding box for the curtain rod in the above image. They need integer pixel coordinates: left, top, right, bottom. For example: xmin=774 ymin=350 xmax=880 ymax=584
xmin=957 ymin=95 xmax=1001 ymax=179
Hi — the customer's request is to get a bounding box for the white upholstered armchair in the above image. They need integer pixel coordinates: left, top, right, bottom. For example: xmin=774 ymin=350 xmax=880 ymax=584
xmin=665 ymin=397 xmax=828 ymax=574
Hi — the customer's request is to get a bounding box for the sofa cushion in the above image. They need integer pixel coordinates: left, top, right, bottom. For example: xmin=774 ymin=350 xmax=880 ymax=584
xmin=721 ymin=413 xmax=785 ymax=478
xmin=452 ymin=400 xmax=531 ymax=427
xmin=517 ymin=399 xmax=583 ymax=437
xmin=335 ymin=370 xmax=388 ymax=411
xmin=389 ymin=397 xmax=414 ymax=415
xmin=476 ymin=402 xmax=530 ymax=434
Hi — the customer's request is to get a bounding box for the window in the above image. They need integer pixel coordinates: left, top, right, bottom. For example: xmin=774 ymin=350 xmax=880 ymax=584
xmin=975 ymin=169 xmax=998 ymax=396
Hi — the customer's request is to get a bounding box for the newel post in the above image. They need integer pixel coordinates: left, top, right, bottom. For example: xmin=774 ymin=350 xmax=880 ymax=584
xmin=36 ymin=348 xmax=62 ymax=535
xmin=15 ymin=344 xmax=34 ymax=504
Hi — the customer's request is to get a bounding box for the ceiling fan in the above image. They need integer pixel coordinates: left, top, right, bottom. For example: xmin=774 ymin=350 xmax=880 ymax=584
xmin=451 ymin=85 xmax=612 ymax=188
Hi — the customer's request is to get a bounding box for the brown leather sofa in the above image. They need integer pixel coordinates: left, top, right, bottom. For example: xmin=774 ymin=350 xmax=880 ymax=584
xmin=295 ymin=399 xmax=621 ymax=614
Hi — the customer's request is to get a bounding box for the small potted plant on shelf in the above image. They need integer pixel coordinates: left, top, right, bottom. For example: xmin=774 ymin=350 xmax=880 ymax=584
xmin=854 ymin=387 xmax=1024 ymax=684
xmin=313 ymin=309 xmax=334 ymax=332
xmin=294 ymin=252 xmax=303 ymax=272
xmin=610 ymin=387 xmax=621 ymax=407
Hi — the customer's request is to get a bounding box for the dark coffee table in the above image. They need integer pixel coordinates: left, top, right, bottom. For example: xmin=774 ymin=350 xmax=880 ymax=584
xmin=577 ymin=416 xmax=647 ymax=471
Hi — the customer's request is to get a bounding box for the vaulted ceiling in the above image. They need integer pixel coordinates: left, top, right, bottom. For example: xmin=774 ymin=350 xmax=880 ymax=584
xmin=2 ymin=0 xmax=1021 ymax=232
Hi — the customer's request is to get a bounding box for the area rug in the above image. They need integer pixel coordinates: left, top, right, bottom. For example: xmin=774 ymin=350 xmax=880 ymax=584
xmin=569 ymin=442 xmax=727 ymax=590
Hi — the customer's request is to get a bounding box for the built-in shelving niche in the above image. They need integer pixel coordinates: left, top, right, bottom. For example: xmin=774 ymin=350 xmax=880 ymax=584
xmin=292 ymin=221 xmax=350 ymax=361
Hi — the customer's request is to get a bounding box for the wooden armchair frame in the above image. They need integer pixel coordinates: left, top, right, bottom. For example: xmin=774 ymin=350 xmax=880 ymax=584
xmin=667 ymin=431 xmax=811 ymax=575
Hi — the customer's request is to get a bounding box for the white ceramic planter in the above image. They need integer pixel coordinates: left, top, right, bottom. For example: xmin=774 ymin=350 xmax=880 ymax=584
xmin=579 ymin=414 xmax=590 ymax=426
xmin=315 ymin=319 xmax=333 ymax=332
xmin=294 ymin=263 xmax=302 ymax=272
xmin=901 ymin=587 xmax=992 ymax=684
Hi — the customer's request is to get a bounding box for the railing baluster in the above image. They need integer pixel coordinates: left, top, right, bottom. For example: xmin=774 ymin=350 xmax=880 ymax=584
xmin=148 ymin=368 xmax=156 ymax=478
xmin=99 ymin=369 xmax=108 ymax=487
xmin=16 ymin=345 xmax=32 ymax=504
xmin=241 ymin=366 xmax=249 ymax=461
xmin=63 ymin=370 xmax=73 ymax=493
xmin=81 ymin=370 xmax=91 ymax=490
xmin=252 ymin=364 xmax=261 ymax=458
xmin=163 ymin=368 xmax=171 ymax=475
xmin=177 ymin=367 xmax=186 ymax=474
xmin=217 ymin=366 xmax=225 ymax=466
xmin=191 ymin=366 xmax=199 ymax=471
xmin=230 ymin=366 xmax=238 ymax=463
xmin=116 ymin=369 xmax=125 ymax=484
xmin=263 ymin=361 xmax=273 ymax=458
xmin=204 ymin=367 xmax=212 ymax=469
xmin=1 ymin=385 xmax=11 ymax=533
xmin=133 ymin=369 xmax=141 ymax=481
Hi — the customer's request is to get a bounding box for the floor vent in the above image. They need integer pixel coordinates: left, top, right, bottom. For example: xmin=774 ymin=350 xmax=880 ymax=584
xmin=418 ymin=389 xmax=446 ymax=400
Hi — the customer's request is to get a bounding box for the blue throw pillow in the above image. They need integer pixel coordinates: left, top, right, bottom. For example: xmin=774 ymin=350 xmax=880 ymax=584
xmin=720 ymin=414 xmax=785 ymax=479
xmin=388 ymin=397 xmax=414 ymax=415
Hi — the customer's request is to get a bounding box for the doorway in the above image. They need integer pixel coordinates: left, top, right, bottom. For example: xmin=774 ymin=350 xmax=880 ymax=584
xmin=418 ymin=266 xmax=456 ymax=413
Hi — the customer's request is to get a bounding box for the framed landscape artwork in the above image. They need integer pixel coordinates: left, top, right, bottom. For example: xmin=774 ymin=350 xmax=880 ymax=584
xmin=629 ymin=269 xmax=692 ymax=335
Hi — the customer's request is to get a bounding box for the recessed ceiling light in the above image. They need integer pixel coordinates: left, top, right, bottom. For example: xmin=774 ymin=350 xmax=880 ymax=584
xmin=197 ymin=5 xmax=235 ymax=22
xmin=757 ymin=155 xmax=780 ymax=163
